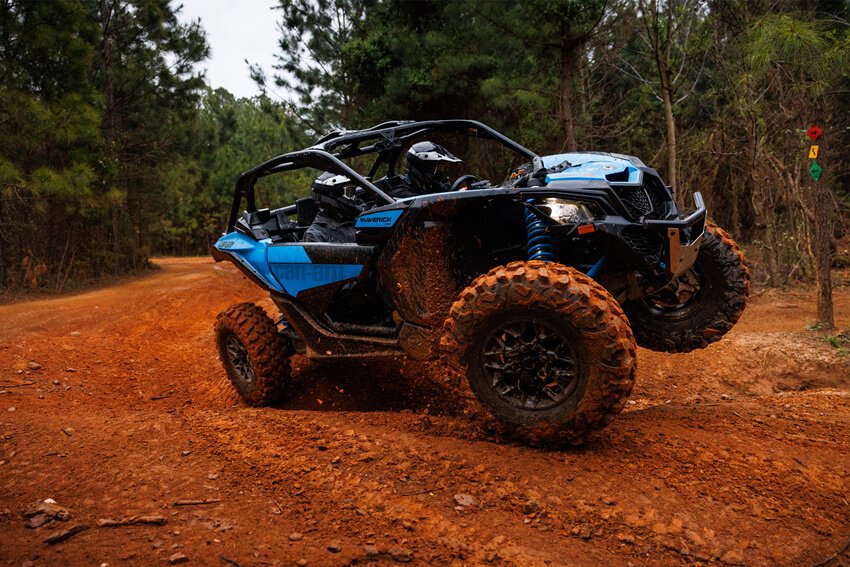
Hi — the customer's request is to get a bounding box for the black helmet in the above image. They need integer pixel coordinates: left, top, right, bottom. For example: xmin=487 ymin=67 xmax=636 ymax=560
xmin=405 ymin=141 xmax=461 ymax=193
xmin=311 ymin=172 xmax=367 ymax=218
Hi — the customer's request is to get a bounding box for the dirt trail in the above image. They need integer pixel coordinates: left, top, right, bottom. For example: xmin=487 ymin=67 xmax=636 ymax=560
xmin=1 ymin=257 xmax=849 ymax=566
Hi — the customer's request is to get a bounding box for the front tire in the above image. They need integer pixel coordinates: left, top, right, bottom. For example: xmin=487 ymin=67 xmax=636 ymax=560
xmin=624 ymin=221 xmax=750 ymax=353
xmin=441 ymin=261 xmax=637 ymax=445
xmin=214 ymin=302 xmax=292 ymax=406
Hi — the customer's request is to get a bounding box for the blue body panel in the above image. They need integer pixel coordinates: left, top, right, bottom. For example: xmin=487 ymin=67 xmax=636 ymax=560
xmin=355 ymin=209 xmax=404 ymax=228
xmin=269 ymin=262 xmax=363 ymax=296
xmin=267 ymin=245 xmax=312 ymax=263
xmin=214 ymin=232 xmax=364 ymax=296
xmin=214 ymin=232 xmax=283 ymax=292
xmin=541 ymin=153 xmax=643 ymax=185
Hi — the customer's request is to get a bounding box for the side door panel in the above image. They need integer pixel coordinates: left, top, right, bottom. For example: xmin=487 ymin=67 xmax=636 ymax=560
xmin=268 ymin=243 xmax=373 ymax=297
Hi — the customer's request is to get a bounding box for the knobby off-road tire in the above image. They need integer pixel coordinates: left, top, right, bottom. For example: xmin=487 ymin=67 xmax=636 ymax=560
xmin=214 ymin=302 xmax=292 ymax=406
xmin=441 ymin=261 xmax=637 ymax=446
xmin=624 ymin=221 xmax=750 ymax=353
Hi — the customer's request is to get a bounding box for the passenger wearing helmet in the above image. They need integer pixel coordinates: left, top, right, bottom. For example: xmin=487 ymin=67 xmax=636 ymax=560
xmin=303 ymin=172 xmax=367 ymax=243
xmin=389 ymin=141 xmax=461 ymax=198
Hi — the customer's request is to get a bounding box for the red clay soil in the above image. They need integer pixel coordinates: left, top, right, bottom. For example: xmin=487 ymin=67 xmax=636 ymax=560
xmin=1 ymin=257 xmax=848 ymax=566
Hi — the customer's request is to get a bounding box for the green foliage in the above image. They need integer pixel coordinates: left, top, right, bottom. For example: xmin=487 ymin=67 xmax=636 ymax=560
xmin=0 ymin=0 xmax=214 ymax=291
xmin=268 ymin=0 xmax=373 ymax=131
xmin=150 ymin=89 xmax=311 ymax=255
xmin=2 ymin=0 xmax=849 ymax=297
xmin=0 ymin=1 xmax=316 ymax=292
xmin=822 ymin=330 xmax=849 ymax=357
xmin=708 ymin=8 xmax=850 ymax=283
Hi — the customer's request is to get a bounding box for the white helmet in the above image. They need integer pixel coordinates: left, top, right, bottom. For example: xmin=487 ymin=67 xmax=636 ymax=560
xmin=405 ymin=141 xmax=461 ymax=192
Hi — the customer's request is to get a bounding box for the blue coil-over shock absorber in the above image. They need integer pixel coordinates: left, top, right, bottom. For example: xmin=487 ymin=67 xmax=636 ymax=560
xmin=525 ymin=199 xmax=553 ymax=262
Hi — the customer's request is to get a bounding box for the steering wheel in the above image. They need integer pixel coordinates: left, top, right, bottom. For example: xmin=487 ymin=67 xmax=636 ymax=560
xmin=450 ymin=174 xmax=481 ymax=192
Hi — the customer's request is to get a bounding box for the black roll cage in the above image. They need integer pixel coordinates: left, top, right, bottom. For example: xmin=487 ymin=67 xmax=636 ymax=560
xmin=226 ymin=119 xmax=541 ymax=233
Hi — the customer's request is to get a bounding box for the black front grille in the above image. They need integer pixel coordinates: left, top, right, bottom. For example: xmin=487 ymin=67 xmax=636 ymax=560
xmin=621 ymin=225 xmax=660 ymax=257
xmin=643 ymin=176 xmax=674 ymax=219
xmin=613 ymin=185 xmax=654 ymax=219
xmin=612 ymin=175 xmax=674 ymax=221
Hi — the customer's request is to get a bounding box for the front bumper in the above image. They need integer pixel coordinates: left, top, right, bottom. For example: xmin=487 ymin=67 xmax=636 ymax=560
xmin=644 ymin=192 xmax=707 ymax=279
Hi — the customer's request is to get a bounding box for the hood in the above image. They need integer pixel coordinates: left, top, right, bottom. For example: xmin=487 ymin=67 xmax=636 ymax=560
xmin=541 ymin=152 xmax=647 ymax=185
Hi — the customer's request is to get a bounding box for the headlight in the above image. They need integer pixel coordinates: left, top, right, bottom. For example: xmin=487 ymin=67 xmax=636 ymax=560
xmin=539 ymin=198 xmax=597 ymax=224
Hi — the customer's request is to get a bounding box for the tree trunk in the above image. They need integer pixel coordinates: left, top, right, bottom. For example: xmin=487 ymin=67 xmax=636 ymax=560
xmin=0 ymin=196 xmax=5 ymax=292
xmin=559 ymin=44 xmax=579 ymax=152
xmin=111 ymin=206 xmax=120 ymax=274
xmin=650 ymin=0 xmax=678 ymax=202
xmin=101 ymin=0 xmax=116 ymax=144
xmin=761 ymin=212 xmax=781 ymax=285
xmin=661 ymin=85 xmax=678 ymax=198
xmin=812 ymin=212 xmax=834 ymax=328
xmin=810 ymin=129 xmax=835 ymax=328
xmin=101 ymin=0 xmax=122 ymax=274
xmin=0 ymin=236 xmax=6 ymax=292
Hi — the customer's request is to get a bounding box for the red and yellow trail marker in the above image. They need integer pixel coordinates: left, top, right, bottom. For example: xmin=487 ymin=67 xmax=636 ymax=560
xmin=806 ymin=125 xmax=822 ymax=182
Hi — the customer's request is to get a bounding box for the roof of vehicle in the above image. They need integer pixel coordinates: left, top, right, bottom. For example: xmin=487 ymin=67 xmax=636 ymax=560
xmin=311 ymin=119 xmax=538 ymax=161
xmin=227 ymin=119 xmax=542 ymax=232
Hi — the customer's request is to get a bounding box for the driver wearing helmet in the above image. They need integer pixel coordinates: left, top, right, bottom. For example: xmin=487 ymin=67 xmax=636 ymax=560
xmin=389 ymin=141 xmax=461 ymax=198
xmin=304 ymin=172 xmax=366 ymax=243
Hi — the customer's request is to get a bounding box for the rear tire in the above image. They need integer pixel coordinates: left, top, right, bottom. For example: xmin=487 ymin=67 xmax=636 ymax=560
xmin=624 ymin=221 xmax=750 ymax=353
xmin=214 ymin=302 xmax=292 ymax=406
xmin=441 ymin=261 xmax=637 ymax=445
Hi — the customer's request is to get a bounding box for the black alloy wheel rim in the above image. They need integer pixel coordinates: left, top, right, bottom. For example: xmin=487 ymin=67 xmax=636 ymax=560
xmin=225 ymin=335 xmax=256 ymax=385
xmin=481 ymin=317 xmax=578 ymax=410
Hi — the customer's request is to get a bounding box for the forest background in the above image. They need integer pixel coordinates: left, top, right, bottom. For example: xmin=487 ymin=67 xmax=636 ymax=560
xmin=1 ymin=0 xmax=848 ymax=323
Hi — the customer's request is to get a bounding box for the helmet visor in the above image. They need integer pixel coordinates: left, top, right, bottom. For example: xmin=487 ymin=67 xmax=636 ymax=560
xmin=431 ymin=163 xmax=451 ymax=182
